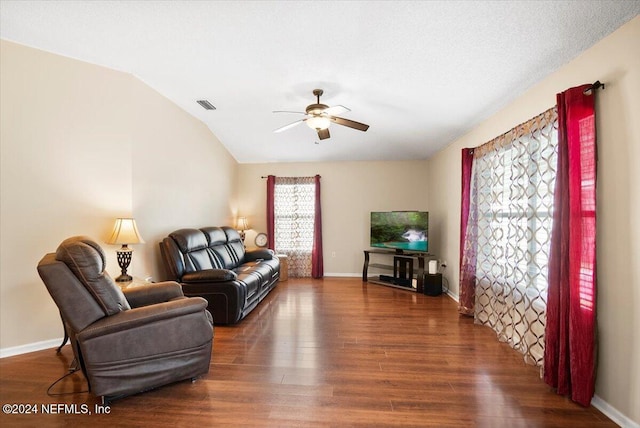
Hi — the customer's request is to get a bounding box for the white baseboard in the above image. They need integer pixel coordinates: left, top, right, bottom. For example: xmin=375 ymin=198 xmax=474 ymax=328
xmin=324 ymin=272 xmax=361 ymax=277
xmin=0 ymin=337 xmax=64 ymax=359
xmin=592 ymin=395 xmax=639 ymax=428
xmin=446 ymin=290 xmax=459 ymax=302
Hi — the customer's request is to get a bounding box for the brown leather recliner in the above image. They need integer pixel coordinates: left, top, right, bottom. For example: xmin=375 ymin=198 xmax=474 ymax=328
xmin=37 ymin=236 xmax=214 ymax=404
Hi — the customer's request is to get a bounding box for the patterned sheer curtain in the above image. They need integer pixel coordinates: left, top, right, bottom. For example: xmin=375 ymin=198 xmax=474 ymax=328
xmin=463 ymin=108 xmax=558 ymax=367
xmin=273 ymin=176 xmax=317 ymax=277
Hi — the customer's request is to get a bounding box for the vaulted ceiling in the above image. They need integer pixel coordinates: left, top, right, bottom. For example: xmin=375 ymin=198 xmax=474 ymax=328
xmin=2 ymin=1 xmax=638 ymax=163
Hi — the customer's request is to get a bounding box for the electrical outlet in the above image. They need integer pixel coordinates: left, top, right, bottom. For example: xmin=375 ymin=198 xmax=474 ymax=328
xmin=331 ymin=251 xmax=336 ymax=258
xmin=441 ymin=261 xmax=447 ymax=269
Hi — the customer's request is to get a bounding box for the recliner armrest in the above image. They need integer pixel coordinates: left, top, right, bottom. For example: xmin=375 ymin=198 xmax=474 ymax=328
xmin=123 ymin=281 xmax=184 ymax=308
xmin=244 ymin=248 xmax=275 ymax=261
xmin=79 ymin=297 xmax=210 ymax=340
xmin=182 ymin=269 xmax=237 ymax=283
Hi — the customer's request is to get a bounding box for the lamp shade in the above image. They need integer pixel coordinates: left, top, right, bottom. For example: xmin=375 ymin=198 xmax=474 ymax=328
xmin=107 ymin=218 xmax=145 ymax=245
xmin=237 ymin=217 xmax=249 ymax=231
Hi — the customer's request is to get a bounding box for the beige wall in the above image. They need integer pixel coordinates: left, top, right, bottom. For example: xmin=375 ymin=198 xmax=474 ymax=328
xmin=129 ymin=73 xmax=238 ymax=281
xmin=427 ymin=17 xmax=640 ymax=424
xmin=237 ymin=160 xmax=429 ymax=275
xmin=0 ymin=40 xmax=237 ymax=350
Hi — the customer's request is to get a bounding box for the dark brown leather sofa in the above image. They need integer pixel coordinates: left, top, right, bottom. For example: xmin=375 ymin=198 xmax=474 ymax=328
xmin=37 ymin=236 xmax=214 ymax=404
xmin=159 ymin=226 xmax=280 ymax=324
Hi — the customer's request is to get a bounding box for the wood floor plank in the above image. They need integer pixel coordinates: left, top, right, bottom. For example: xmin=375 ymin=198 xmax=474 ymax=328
xmin=0 ymin=277 xmax=616 ymax=427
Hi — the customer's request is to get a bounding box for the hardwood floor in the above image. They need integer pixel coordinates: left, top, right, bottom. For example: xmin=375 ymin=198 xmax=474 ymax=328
xmin=1 ymin=278 xmax=615 ymax=427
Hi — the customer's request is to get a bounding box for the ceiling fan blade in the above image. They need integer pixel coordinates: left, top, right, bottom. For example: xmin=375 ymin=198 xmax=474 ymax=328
xmin=317 ymin=128 xmax=330 ymax=140
xmin=323 ymin=105 xmax=350 ymax=116
xmin=329 ymin=116 xmax=369 ymax=132
xmin=273 ymin=110 xmax=307 ymax=115
xmin=274 ymin=119 xmax=306 ymax=133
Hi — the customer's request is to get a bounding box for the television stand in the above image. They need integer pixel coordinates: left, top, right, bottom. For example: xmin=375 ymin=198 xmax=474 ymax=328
xmin=362 ymin=249 xmax=434 ymax=293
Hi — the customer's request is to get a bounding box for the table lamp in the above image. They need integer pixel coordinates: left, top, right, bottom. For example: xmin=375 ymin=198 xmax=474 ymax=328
xmin=237 ymin=217 xmax=249 ymax=242
xmin=107 ymin=218 xmax=145 ymax=282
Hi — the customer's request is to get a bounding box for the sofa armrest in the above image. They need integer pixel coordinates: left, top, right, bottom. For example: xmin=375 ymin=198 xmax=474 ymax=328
xmin=79 ymin=297 xmax=210 ymax=340
xmin=123 ymin=281 xmax=184 ymax=308
xmin=182 ymin=269 xmax=237 ymax=283
xmin=245 ymin=248 xmax=275 ymax=262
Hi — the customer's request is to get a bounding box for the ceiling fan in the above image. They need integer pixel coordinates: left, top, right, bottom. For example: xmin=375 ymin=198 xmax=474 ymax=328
xmin=273 ymin=89 xmax=369 ymax=140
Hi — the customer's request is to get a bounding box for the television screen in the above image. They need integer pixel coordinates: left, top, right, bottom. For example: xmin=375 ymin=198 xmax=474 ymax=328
xmin=370 ymin=211 xmax=429 ymax=252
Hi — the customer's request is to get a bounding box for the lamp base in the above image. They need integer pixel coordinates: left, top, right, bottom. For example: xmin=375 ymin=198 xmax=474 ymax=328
xmin=115 ymin=246 xmax=133 ymax=283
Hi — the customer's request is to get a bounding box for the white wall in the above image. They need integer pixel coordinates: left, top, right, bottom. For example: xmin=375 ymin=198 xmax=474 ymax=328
xmin=426 ymin=16 xmax=640 ymax=425
xmin=0 ymin=40 xmax=237 ymax=350
xmin=237 ymin=160 xmax=429 ymax=275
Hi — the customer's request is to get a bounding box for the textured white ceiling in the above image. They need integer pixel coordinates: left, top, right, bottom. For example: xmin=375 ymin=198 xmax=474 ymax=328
xmin=2 ymin=1 xmax=639 ymax=163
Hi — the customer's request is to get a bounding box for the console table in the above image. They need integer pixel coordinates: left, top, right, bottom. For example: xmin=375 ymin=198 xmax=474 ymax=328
xmin=362 ymin=249 xmax=434 ymax=293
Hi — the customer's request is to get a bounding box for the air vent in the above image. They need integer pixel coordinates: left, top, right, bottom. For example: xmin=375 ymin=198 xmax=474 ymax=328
xmin=196 ymin=100 xmax=216 ymax=110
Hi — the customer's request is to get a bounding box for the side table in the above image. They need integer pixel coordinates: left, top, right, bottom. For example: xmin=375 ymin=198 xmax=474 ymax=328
xmin=117 ymin=276 xmax=152 ymax=290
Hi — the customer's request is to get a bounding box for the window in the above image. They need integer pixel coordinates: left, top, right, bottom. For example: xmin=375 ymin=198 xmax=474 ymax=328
xmin=468 ymin=108 xmax=558 ymax=366
xmin=475 ymin=129 xmax=557 ymax=292
xmin=273 ymin=177 xmax=316 ymax=277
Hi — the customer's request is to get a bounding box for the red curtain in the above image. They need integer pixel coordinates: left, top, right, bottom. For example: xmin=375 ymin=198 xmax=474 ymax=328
xmin=266 ymin=175 xmax=275 ymax=250
xmin=544 ymin=85 xmax=597 ymax=406
xmin=458 ymin=148 xmax=475 ymax=316
xmin=311 ymin=175 xmax=324 ymax=278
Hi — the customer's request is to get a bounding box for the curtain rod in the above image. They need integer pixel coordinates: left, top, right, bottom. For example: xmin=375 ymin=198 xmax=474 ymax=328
xmin=465 ymin=107 xmax=556 ymax=157
xmin=583 ymin=80 xmax=605 ymax=95
xmin=261 ymin=175 xmax=321 ymax=178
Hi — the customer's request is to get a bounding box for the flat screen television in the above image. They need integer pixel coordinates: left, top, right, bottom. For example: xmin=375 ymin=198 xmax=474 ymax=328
xmin=370 ymin=211 xmax=429 ymax=252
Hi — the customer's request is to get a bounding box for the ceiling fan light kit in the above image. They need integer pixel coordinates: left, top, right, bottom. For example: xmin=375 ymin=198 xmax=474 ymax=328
xmin=306 ymin=115 xmax=331 ymax=130
xmin=274 ymin=89 xmax=369 ymax=140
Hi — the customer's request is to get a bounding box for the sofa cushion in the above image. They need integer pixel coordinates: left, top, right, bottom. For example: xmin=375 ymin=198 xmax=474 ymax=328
xmin=233 ymin=269 xmax=262 ymax=302
xmin=223 ymin=227 xmax=246 ymax=265
xmin=169 ymin=228 xmax=208 ymax=252
xmin=56 ymin=236 xmax=130 ymax=316
xmin=183 ymin=269 xmax=238 ymax=283
xmin=200 ymin=227 xmax=228 ymax=246
xmin=169 ymin=229 xmax=221 ymax=272
xmin=237 ymin=261 xmax=274 ymax=282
